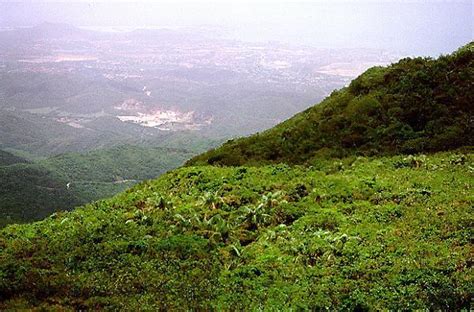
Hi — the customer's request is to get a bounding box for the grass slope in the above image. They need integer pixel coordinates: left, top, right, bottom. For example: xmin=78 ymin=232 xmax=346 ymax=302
xmin=0 ymin=152 xmax=472 ymax=309
xmin=188 ymin=42 xmax=473 ymax=166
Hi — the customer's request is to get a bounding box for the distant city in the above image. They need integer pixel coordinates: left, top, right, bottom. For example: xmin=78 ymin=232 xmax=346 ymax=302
xmin=0 ymin=23 xmax=400 ymax=141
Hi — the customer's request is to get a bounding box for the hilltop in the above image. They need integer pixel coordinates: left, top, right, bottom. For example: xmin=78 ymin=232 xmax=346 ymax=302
xmin=0 ymin=43 xmax=472 ymax=310
xmin=188 ymin=43 xmax=473 ymax=166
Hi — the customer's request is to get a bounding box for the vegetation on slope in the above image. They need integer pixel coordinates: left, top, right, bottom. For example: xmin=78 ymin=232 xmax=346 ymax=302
xmin=0 ymin=152 xmax=472 ymax=309
xmin=188 ymin=43 xmax=473 ymax=166
xmin=1 ymin=43 xmax=472 ymax=310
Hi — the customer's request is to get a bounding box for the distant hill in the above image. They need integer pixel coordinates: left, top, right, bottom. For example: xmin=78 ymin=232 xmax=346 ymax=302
xmin=0 ymin=23 xmax=205 ymax=44
xmin=0 ymin=150 xmax=28 ymax=166
xmin=40 ymin=145 xmax=194 ymax=183
xmin=0 ymin=109 xmax=211 ymax=157
xmin=188 ymin=42 xmax=474 ymax=166
xmin=0 ymin=163 xmax=79 ymax=227
xmin=0 ymin=145 xmax=194 ymax=226
xmin=0 ymin=22 xmax=93 ymax=46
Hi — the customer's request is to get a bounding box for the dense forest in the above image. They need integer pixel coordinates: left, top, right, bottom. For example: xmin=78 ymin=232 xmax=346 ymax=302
xmin=0 ymin=43 xmax=472 ymax=310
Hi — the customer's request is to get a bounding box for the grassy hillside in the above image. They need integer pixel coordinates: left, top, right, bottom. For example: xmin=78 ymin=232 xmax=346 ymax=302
xmin=0 ymin=152 xmax=472 ymax=310
xmin=0 ymin=145 xmax=194 ymax=226
xmin=188 ymin=42 xmax=473 ymax=166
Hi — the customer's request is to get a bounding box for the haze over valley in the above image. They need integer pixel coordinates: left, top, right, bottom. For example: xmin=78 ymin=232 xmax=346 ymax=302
xmin=0 ymin=22 xmax=402 ymax=153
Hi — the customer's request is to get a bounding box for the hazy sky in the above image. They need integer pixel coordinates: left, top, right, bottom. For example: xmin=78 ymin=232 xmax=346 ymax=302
xmin=0 ymin=1 xmax=472 ymax=55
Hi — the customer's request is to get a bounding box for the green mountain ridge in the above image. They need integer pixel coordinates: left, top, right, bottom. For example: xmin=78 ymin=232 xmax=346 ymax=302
xmin=188 ymin=42 xmax=473 ymax=166
xmin=0 ymin=43 xmax=472 ymax=310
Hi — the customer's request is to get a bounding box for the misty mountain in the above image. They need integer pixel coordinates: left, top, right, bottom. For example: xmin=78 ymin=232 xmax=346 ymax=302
xmin=1 ymin=2 xmax=471 ymax=55
xmin=0 ymin=22 xmax=209 ymax=49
